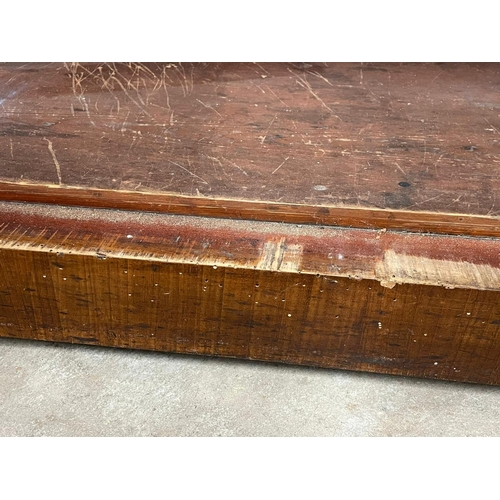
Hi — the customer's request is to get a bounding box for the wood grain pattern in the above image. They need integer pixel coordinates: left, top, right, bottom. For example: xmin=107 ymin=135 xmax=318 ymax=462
xmin=2 ymin=180 xmax=500 ymax=237
xmin=2 ymin=202 xmax=500 ymax=291
xmin=2 ymin=63 xmax=500 ymax=385
xmin=1 ymin=63 xmax=500 ymax=235
xmin=1 ymin=202 xmax=500 ymax=385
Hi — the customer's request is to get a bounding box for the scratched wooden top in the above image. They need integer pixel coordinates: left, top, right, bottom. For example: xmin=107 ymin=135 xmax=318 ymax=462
xmin=0 ymin=62 xmax=499 ymax=234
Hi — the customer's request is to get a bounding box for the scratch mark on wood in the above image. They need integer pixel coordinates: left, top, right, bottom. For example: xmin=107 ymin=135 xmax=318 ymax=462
xmin=252 ymin=83 xmax=266 ymax=94
xmin=405 ymin=193 xmax=444 ymax=209
xmin=272 ymin=156 xmax=290 ymax=175
xmin=99 ymin=63 xmax=155 ymax=121
xmin=204 ymin=154 xmax=227 ymax=179
xmin=108 ymin=72 xmax=154 ymax=120
xmin=395 ymin=162 xmax=406 ymax=176
xmin=263 ymin=85 xmax=287 ymax=106
xmin=167 ymin=160 xmax=208 ymax=185
xmin=423 ymin=139 xmax=427 ymax=171
xmin=289 ymin=69 xmax=342 ymax=121
xmin=484 ymin=119 xmax=500 ymax=135
xmin=221 ymin=157 xmax=248 ymax=176
xmin=9 ymin=139 xmax=13 ymax=159
xmin=431 ymin=69 xmax=445 ymax=84
xmin=66 ymin=62 xmax=96 ymax=127
xmin=307 ymin=70 xmax=334 ymax=88
xmin=433 ymin=153 xmax=445 ymax=175
xmin=487 ymin=200 xmax=497 ymax=217
xmin=253 ymin=62 xmax=270 ymax=76
xmin=196 ymin=99 xmax=222 ymax=118
xmin=276 ymin=282 xmax=301 ymax=296
xmin=260 ymin=114 xmax=278 ymax=144
xmin=120 ymin=111 xmax=131 ymax=134
xmin=43 ymin=138 xmax=62 ymax=185
xmin=306 ymin=70 xmax=355 ymax=89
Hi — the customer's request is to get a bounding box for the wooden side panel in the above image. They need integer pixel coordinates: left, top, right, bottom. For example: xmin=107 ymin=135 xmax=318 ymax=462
xmin=0 ymin=202 xmax=500 ymax=385
xmin=1 ymin=248 xmax=500 ymax=385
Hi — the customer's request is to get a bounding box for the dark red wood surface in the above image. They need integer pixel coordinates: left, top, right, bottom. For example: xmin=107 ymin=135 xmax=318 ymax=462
xmin=1 ymin=63 xmax=499 ymax=235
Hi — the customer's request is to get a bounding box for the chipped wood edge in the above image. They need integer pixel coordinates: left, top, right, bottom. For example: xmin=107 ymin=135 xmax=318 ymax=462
xmin=375 ymin=250 xmax=500 ymax=291
xmin=1 ymin=201 xmax=500 ymax=292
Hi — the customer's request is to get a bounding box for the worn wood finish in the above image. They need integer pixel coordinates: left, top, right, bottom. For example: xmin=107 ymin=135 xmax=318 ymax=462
xmin=2 ymin=180 xmax=500 ymax=238
xmin=1 ymin=202 xmax=500 ymax=385
xmin=2 ymin=63 xmax=500 ymax=385
xmin=1 ymin=63 xmax=500 ymax=236
xmin=2 ymin=202 xmax=500 ymax=291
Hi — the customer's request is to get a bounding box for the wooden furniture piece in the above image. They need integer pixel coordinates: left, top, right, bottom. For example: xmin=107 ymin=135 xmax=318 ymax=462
xmin=1 ymin=62 xmax=500 ymax=385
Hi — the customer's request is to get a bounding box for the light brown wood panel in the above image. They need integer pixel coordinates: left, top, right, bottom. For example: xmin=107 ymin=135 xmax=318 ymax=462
xmin=2 ymin=244 xmax=500 ymax=385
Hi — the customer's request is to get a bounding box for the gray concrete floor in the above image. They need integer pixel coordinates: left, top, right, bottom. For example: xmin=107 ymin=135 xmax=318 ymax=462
xmin=1 ymin=338 xmax=499 ymax=436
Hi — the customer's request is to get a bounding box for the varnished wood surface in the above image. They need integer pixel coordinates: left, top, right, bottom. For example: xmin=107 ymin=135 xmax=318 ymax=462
xmin=2 ymin=63 xmax=500 ymax=385
xmin=1 ymin=63 xmax=500 ymax=235
xmin=1 ymin=202 xmax=500 ymax=385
